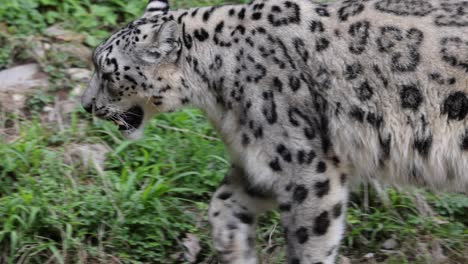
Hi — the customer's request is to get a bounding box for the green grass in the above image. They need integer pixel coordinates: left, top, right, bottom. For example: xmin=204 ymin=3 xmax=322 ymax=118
xmin=0 ymin=0 xmax=467 ymax=263
xmin=1 ymin=109 xmax=229 ymax=263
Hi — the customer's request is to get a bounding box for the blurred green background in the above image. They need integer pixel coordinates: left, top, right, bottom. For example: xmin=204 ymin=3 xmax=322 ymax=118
xmin=0 ymin=0 xmax=466 ymax=263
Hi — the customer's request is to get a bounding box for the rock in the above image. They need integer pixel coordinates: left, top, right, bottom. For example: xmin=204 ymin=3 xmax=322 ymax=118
xmin=44 ymin=25 xmax=86 ymax=43
xmin=433 ymin=216 xmax=449 ymax=225
xmin=51 ymin=99 xmax=78 ymax=116
xmin=41 ymin=98 xmax=83 ymax=130
xmin=0 ymin=23 xmax=8 ymax=34
xmin=382 ymin=238 xmax=398 ymax=250
xmin=68 ymin=70 xmax=89 ymax=103
xmin=429 ymin=240 xmax=448 ymax=264
xmin=30 ymin=40 xmax=48 ymax=61
xmin=43 ymin=106 xmax=54 ymax=113
xmin=59 ymin=100 xmax=79 ymax=115
xmin=0 ymin=64 xmax=48 ymax=112
xmin=339 ymin=256 xmax=351 ymax=264
xmin=70 ymin=83 xmax=87 ymax=99
xmin=67 ymin=68 xmax=92 ymax=82
xmin=53 ymin=43 xmax=92 ymax=63
xmin=65 ymin=143 xmax=110 ymax=171
xmin=12 ymin=94 xmax=26 ymax=104
xmin=0 ymin=63 xmax=48 ymax=92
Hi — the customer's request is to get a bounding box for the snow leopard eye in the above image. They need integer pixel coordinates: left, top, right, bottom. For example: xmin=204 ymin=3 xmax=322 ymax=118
xmin=147 ymin=49 xmax=161 ymax=59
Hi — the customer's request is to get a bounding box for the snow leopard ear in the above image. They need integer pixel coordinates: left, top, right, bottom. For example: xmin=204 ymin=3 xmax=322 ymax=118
xmin=155 ymin=20 xmax=179 ymax=54
xmin=143 ymin=0 xmax=170 ymax=18
xmin=134 ymin=20 xmax=180 ymax=64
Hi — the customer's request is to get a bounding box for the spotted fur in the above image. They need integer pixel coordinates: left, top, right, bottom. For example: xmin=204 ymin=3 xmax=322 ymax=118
xmin=82 ymin=0 xmax=468 ymax=263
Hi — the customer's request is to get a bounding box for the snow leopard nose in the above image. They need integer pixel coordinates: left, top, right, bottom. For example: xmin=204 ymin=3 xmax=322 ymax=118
xmin=81 ymin=96 xmax=95 ymax=114
xmin=83 ymin=102 xmax=93 ymax=113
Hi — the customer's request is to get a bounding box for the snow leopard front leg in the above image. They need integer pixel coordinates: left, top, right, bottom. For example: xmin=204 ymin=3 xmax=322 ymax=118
xmin=275 ymin=158 xmax=349 ymax=264
xmin=209 ymin=165 xmax=276 ymax=264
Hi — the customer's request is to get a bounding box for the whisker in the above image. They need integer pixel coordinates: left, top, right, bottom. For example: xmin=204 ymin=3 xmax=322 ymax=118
xmin=116 ymin=115 xmax=136 ymax=130
xmin=123 ymin=111 xmax=142 ymax=117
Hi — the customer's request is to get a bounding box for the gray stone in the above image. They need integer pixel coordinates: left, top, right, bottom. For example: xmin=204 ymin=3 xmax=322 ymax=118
xmin=382 ymin=238 xmax=398 ymax=250
xmin=44 ymin=25 xmax=86 ymax=42
xmin=0 ymin=64 xmax=48 ymax=112
xmin=0 ymin=63 xmax=48 ymax=92
xmin=67 ymin=68 xmax=92 ymax=82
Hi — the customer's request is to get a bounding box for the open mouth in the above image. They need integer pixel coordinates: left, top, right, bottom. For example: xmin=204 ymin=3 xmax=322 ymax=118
xmin=111 ymin=106 xmax=144 ymax=131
